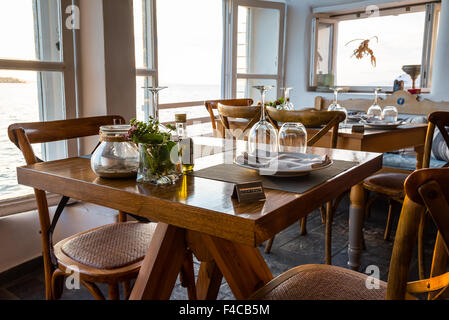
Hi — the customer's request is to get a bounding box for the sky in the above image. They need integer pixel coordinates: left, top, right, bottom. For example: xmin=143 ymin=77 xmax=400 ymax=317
xmin=0 ymin=0 xmax=37 ymax=81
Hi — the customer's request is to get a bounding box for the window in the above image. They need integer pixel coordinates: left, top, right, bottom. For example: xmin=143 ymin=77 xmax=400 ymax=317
xmin=310 ymin=2 xmax=440 ymax=92
xmin=0 ymin=0 xmax=77 ymax=201
xmin=134 ymin=0 xmax=286 ymax=135
xmin=228 ymin=0 xmax=286 ymax=103
xmin=133 ymin=0 xmax=223 ymax=136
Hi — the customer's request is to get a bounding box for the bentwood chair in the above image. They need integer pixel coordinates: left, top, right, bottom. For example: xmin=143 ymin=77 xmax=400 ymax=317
xmin=251 ymin=168 xmax=449 ymax=300
xmin=216 ymin=103 xmax=261 ymax=140
xmin=265 ymin=107 xmax=346 ymax=264
xmin=204 ymin=99 xmax=253 ymax=137
xmin=362 ymin=111 xmax=449 ymax=279
xmin=8 ymin=116 xmax=196 ymax=300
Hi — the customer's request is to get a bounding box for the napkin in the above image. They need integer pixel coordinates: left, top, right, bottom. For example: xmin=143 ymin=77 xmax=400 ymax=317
xmin=236 ymin=151 xmax=331 ymax=175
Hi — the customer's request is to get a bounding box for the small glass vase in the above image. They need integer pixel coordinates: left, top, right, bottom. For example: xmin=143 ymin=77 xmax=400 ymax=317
xmin=136 ymin=143 xmax=180 ymax=185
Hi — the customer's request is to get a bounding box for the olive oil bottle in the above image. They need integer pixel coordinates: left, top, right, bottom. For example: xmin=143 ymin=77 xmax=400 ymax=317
xmin=175 ymin=113 xmax=194 ymax=173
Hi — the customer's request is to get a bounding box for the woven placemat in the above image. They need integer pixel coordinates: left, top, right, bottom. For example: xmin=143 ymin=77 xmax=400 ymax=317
xmin=190 ymin=160 xmax=358 ymax=194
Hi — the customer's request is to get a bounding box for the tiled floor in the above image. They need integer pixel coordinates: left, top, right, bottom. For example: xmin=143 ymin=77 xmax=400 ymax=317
xmin=0 ymin=195 xmax=438 ymax=300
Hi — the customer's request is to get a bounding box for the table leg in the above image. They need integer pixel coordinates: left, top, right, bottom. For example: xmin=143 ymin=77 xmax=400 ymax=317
xmin=201 ymin=234 xmax=273 ymax=299
xmin=196 ymin=261 xmax=223 ymax=300
xmin=414 ymin=144 xmax=424 ymax=169
xmin=129 ymin=223 xmax=187 ymax=300
xmin=348 ymin=183 xmax=366 ymax=271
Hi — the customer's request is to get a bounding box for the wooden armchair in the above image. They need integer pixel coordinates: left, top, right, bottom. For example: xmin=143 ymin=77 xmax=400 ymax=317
xmin=265 ymin=107 xmax=347 ymax=264
xmin=216 ymin=103 xmax=261 ymax=140
xmin=362 ymin=111 xmax=449 ymax=280
xmin=204 ymin=99 xmax=253 ymax=137
xmin=7 ymin=116 xmax=196 ymax=300
xmin=251 ymin=167 xmax=449 ymax=300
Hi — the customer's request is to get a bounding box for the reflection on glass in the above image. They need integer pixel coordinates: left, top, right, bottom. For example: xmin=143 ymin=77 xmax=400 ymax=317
xmin=367 ymin=88 xmax=383 ymax=120
xmin=278 ymin=122 xmax=307 ymax=153
xmin=248 ymin=85 xmax=278 ymax=157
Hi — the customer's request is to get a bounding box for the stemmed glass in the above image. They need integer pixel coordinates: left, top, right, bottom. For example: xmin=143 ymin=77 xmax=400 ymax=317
xmin=142 ymin=86 xmax=168 ymax=129
xmin=367 ymin=88 xmax=383 ymax=120
xmin=328 ymin=87 xmax=348 ymax=127
xmin=248 ymin=85 xmax=278 ymax=158
xmin=279 ymin=87 xmax=294 ymax=110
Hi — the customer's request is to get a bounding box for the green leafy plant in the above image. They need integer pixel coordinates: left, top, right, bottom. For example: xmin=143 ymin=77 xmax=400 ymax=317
xmin=266 ymin=96 xmax=285 ymax=107
xmin=126 ymin=117 xmax=178 ymax=181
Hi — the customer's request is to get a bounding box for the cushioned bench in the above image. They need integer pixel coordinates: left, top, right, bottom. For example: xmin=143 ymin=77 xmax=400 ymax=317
xmin=382 ymin=152 xmax=446 ymax=171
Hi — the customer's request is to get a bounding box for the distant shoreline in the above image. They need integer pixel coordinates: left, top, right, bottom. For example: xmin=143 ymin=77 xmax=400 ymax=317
xmin=0 ymin=77 xmax=26 ymax=84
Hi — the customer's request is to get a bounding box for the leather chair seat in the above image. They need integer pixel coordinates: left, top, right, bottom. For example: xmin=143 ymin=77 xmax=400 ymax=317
xmin=251 ymin=264 xmax=387 ymax=300
xmin=363 ymin=172 xmax=409 ymax=198
xmin=57 ymin=222 xmax=157 ymax=270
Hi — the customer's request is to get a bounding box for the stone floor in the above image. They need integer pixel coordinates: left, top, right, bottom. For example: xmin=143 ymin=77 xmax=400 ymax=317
xmin=0 ymin=195 xmax=438 ymax=300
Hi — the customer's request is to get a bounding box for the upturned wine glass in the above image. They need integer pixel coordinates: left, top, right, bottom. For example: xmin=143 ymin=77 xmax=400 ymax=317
xmin=367 ymin=88 xmax=383 ymax=120
xmin=248 ymin=85 xmax=278 ymax=157
xmin=142 ymin=86 xmax=168 ymax=130
xmin=328 ymin=87 xmax=348 ymax=127
xmin=382 ymin=106 xmax=399 ymax=122
xmin=278 ymin=87 xmax=294 ymax=110
xmin=278 ymin=122 xmax=307 ymax=153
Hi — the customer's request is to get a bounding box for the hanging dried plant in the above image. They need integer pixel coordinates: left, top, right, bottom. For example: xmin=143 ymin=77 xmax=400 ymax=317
xmin=345 ymin=36 xmax=378 ymax=67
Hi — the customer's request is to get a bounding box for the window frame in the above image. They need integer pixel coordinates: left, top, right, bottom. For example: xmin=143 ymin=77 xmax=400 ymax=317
xmin=0 ymin=0 xmax=78 ymax=209
xmin=308 ymin=1 xmax=441 ymax=93
xmin=225 ymin=0 xmax=286 ymax=100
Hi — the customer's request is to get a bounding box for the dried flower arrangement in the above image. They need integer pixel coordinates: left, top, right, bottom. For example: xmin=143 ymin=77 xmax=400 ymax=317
xmin=345 ymin=36 xmax=378 ymax=67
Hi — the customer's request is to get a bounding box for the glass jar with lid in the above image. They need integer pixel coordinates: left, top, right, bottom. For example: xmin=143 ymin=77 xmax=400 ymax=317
xmin=91 ymin=125 xmax=139 ymax=178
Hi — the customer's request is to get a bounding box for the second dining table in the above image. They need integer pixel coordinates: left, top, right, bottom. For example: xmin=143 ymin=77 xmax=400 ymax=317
xmin=17 ymin=137 xmax=382 ymax=299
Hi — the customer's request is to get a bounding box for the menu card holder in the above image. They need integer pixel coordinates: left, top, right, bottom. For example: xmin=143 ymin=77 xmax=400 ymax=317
xmin=231 ymin=182 xmax=266 ymax=203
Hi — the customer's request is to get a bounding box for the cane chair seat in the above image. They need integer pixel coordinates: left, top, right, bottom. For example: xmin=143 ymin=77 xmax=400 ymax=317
xmin=57 ymin=222 xmax=157 ymax=270
xmin=363 ymin=173 xmax=409 ymax=198
xmin=251 ymin=264 xmax=387 ymax=300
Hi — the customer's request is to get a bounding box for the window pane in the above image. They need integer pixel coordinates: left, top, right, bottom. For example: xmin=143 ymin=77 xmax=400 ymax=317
xmin=136 ymin=76 xmax=153 ymax=121
xmin=134 ymin=0 xmax=153 ymax=69
xmin=0 ymin=70 xmax=65 ymax=200
xmin=0 ymin=0 xmax=62 ymax=62
xmin=316 ymin=23 xmax=333 ymax=76
xmin=157 ymin=0 xmax=222 ymax=104
xmin=336 ymin=12 xmax=426 ymax=87
xmin=236 ymin=78 xmax=277 ymax=103
xmin=236 ymin=6 xmax=280 ymax=75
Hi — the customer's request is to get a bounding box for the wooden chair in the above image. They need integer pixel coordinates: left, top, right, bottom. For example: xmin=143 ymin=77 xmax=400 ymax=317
xmin=8 ymin=116 xmax=196 ymax=300
xmin=265 ymin=107 xmax=347 ymax=264
xmin=216 ymin=103 xmax=261 ymax=140
xmin=362 ymin=111 xmax=449 ymax=280
xmin=204 ymin=99 xmax=253 ymax=137
xmin=250 ymin=167 xmax=449 ymax=300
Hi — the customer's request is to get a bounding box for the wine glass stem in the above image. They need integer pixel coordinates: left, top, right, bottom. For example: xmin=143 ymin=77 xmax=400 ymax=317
xmin=152 ymin=92 xmax=159 ymax=120
xmin=260 ymin=89 xmax=266 ymax=121
xmin=334 ymin=90 xmax=338 ymax=104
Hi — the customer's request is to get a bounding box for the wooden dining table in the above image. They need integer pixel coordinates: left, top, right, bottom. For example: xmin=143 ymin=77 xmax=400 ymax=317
xmin=16 ymin=137 xmax=382 ymax=299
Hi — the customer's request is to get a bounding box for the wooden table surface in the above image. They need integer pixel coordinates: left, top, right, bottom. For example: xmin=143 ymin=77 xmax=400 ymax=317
xmin=17 ymin=139 xmax=382 ymax=299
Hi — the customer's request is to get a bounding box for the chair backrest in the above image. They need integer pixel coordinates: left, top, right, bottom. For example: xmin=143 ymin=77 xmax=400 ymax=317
xmin=422 ymin=111 xmax=449 ymax=169
xmin=204 ymin=99 xmax=253 ymax=132
xmin=7 ymin=115 xmax=124 ymax=299
xmin=387 ymin=168 xmax=449 ymax=300
xmin=315 ymin=90 xmax=448 ymax=116
xmin=266 ymin=106 xmax=346 ymax=149
xmin=216 ymin=103 xmax=261 ymax=140
xmin=8 ymin=115 xmax=125 ymax=165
